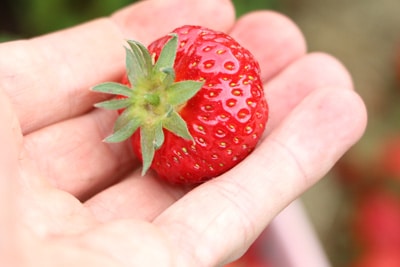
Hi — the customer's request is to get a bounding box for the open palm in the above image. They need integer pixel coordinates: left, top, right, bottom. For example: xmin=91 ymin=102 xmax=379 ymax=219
xmin=0 ymin=0 xmax=366 ymax=266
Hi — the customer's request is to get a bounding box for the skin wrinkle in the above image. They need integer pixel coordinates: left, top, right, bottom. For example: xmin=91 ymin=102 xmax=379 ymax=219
xmin=53 ymin=239 xmax=124 ymax=267
xmin=192 ymin=214 xmax=227 ymax=266
xmin=87 ymin=197 xmax=119 ymax=222
xmin=267 ymin=135 xmax=309 ymax=188
xmin=52 ymin=227 xmax=131 ymax=267
xmin=84 ymin=171 xmax=187 ymax=223
xmin=27 ymin=127 xmax=85 ymax=190
xmin=210 ymin=178 xmax=258 ymax=241
xmin=158 ymin=219 xmax=201 ymax=267
xmin=206 ymin=179 xmax=258 ymax=263
xmin=152 ymin=188 xmax=225 ymax=266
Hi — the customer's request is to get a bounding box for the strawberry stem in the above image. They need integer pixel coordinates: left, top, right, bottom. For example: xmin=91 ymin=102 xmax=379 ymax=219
xmin=144 ymin=93 xmax=160 ymax=106
xmin=92 ymin=33 xmax=204 ymax=175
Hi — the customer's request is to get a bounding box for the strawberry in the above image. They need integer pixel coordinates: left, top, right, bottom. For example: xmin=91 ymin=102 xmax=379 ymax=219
xmin=93 ymin=25 xmax=268 ymax=184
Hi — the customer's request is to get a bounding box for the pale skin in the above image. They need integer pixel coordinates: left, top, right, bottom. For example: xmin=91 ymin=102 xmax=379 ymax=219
xmin=0 ymin=0 xmax=367 ymax=266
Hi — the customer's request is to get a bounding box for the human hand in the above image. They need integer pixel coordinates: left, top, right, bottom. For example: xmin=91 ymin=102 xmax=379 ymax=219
xmin=0 ymin=0 xmax=367 ymax=266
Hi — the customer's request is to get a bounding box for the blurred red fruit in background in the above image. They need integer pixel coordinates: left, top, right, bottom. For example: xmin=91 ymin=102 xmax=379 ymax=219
xmin=351 ymin=189 xmax=400 ymax=250
xmin=378 ymin=136 xmax=400 ymax=180
xmin=349 ymin=249 xmax=400 ymax=267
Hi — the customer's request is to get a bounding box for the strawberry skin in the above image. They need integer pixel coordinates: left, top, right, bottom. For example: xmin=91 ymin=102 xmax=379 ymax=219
xmin=131 ymin=26 xmax=268 ymax=184
xmin=93 ymin=25 xmax=268 ymax=184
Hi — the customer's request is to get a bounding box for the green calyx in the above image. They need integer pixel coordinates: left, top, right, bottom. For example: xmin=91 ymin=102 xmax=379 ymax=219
xmin=92 ymin=34 xmax=204 ymax=175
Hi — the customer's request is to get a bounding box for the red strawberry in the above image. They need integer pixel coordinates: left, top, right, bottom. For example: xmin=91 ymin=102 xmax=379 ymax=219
xmin=93 ymin=25 xmax=268 ymax=184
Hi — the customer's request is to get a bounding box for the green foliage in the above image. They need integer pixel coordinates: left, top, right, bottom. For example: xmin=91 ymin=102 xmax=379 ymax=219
xmin=1 ymin=0 xmax=279 ymax=41
xmin=15 ymin=0 xmax=135 ymax=37
xmin=232 ymin=0 xmax=279 ymax=17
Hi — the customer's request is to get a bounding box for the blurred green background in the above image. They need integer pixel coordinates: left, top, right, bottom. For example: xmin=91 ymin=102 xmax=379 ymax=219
xmin=0 ymin=0 xmax=278 ymax=40
xmin=2 ymin=0 xmax=400 ymax=266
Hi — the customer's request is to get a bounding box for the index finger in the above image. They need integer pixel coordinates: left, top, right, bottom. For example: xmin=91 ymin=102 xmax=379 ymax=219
xmin=0 ymin=0 xmax=235 ymax=134
xmin=153 ymin=87 xmax=367 ymax=266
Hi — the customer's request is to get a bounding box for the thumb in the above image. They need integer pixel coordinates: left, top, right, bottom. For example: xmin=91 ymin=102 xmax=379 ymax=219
xmin=0 ymin=88 xmax=23 ymax=264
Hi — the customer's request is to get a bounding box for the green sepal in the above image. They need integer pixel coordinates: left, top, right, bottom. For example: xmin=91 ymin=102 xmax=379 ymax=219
xmin=128 ymin=40 xmax=153 ymax=74
xmin=92 ymin=82 xmax=134 ymax=97
xmin=104 ymin=108 xmax=141 ymax=143
xmin=167 ymin=80 xmax=204 ymax=106
xmin=144 ymin=93 xmax=160 ymax=106
xmin=94 ymin=98 xmax=132 ymax=110
xmin=125 ymin=40 xmax=153 ymax=86
xmin=164 ymin=110 xmax=193 ymax=141
xmin=153 ymin=34 xmax=178 ymax=76
xmin=154 ymin=122 xmax=165 ymax=149
xmin=161 ymin=67 xmax=176 ymax=86
xmin=140 ymin=126 xmax=156 ymax=175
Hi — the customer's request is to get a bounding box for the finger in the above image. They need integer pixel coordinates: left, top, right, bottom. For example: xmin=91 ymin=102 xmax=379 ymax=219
xmin=84 ymin=170 xmax=189 ymax=223
xmin=0 ymin=20 xmax=126 ymax=135
xmin=264 ymin=52 xmax=354 ymax=134
xmin=112 ymin=0 xmax=235 ymax=45
xmin=229 ymin=11 xmax=306 ymax=81
xmin=23 ymin=108 xmax=135 ymax=201
xmin=0 ymin=0 xmax=235 ymax=134
xmin=74 ymin=220 xmax=173 ymax=267
xmin=0 ymin=89 xmax=23 ymax=263
xmin=153 ymin=87 xmax=367 ymax=266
